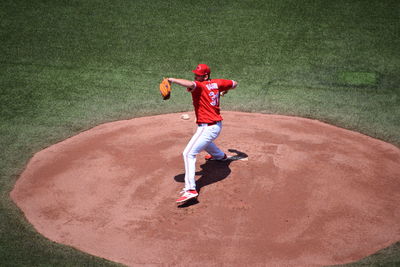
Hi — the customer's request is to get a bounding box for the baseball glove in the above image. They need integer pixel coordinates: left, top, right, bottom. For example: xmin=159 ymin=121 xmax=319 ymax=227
xmin=159 ymin=78 xmax=171 ymax=100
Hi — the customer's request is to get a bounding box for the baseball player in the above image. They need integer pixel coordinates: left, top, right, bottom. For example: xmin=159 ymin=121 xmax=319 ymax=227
xmin=168 ymin=64 xmax=238 ymax=203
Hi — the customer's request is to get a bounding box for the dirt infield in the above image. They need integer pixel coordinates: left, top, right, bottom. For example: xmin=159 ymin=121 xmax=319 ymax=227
xmin=11 ymin=111 xmax=400 ymax=266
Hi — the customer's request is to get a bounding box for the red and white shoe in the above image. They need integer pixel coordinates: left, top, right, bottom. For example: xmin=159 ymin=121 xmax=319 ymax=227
xmin=176 ymin=189 xmax=199 ymax=204
xmin=204 ymin=153 xmax=228 ymax=161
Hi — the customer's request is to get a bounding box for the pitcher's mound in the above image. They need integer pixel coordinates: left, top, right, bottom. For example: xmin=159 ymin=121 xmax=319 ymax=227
xmin=11 ymin=112 xmax=400 ymax=266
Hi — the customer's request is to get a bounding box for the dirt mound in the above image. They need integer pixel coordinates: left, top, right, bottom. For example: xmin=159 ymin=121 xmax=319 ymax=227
xmin=11 ymin=112 xmax=400 ymax=266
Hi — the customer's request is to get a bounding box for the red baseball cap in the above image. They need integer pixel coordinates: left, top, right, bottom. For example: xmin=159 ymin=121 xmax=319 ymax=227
xmin=192 ymin=64 xmax=211 ymax=76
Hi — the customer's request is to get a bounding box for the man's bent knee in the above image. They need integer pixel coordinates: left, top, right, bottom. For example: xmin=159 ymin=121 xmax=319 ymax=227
xmin=182 ymin=150 xmax=197 ymax=160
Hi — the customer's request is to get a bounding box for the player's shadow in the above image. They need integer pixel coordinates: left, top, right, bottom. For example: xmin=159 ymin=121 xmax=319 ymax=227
xmin=174 ymin=149 xmax=248 ymax=208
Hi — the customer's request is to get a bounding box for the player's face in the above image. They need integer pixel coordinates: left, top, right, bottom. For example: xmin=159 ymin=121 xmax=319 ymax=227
xmin=194 ymin=74 xmax=208 ymax=81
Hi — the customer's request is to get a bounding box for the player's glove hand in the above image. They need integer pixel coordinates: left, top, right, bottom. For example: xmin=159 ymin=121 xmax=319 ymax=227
xmin=159 ymin=78 xmax=171 ymax=100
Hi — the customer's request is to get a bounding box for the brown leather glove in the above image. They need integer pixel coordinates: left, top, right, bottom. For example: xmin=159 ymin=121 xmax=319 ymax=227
xmin=159 ymin=78 xmax=171 ymax=100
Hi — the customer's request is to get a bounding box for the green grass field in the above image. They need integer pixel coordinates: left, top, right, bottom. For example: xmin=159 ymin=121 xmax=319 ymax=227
xmin=1 ymin=0 xmax=399 ymax=266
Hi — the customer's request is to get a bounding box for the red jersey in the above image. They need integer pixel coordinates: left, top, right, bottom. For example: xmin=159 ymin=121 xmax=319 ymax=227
xmin=188 ymin=79 xmax=234 ymax=124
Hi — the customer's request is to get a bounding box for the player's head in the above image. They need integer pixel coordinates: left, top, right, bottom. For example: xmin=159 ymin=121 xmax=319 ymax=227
xmin=192 ymin=64 xmax=211 ymax=81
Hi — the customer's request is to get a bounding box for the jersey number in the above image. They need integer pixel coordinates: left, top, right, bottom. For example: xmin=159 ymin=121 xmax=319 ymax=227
xmin=209 ymin=91 xmax=219 ymax=106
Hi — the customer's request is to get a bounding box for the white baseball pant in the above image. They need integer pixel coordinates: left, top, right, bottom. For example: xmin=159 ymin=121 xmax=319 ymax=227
xmin=183 ymin=122 xmax=225 ymax=191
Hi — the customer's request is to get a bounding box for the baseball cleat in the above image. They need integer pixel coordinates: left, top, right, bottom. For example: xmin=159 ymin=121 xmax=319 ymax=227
xmin=176 ymin=190 xmax=199 ymax=204
xmin=204 ymin=153 xmax=228 ymax=161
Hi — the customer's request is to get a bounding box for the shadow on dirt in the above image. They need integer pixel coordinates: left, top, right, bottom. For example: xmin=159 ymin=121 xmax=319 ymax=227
xmin=174 ymin=149 xmax=248 ymax=208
